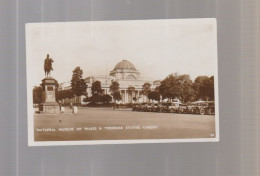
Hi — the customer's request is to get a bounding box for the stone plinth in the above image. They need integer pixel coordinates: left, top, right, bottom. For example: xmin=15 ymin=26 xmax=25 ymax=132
xmin=39 ymin=77 xmax=60 ymax=114
xmin=39 ymin=102 xmax=60 ymax=114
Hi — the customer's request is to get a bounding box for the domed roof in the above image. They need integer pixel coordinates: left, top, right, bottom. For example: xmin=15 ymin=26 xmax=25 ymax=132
xmin=113 ymin=60 xmax=137 ymax=71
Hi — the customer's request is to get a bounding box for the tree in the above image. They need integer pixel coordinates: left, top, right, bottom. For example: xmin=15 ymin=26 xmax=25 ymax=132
xmin=111 ymin=92 xmax=121 ymax=102
xmin=110 ymin=81 xmax=120 ymax=93
xmin=85 ymin=94 xmax=102 ymax=104
xmin=208 ymin=76 xmax=214 ymax=100
xmin=85 ymin=81 xmax=103 ymax=104
xmin=155 ymin=86 xmax=160 ymax=92
xmin=33 ymin=86 xmax=42 ymax=105
xmin=66 ymin=89 xmax=74 ymax=99
xmin=140 ymin=82 xmax=151 ymax=96
xmin=110 ymin=81 xmax=121 ymax=101
xmin=56 ymin=89 xmax=74 ymax=101
xmin=101 ymin=94 xmax=112 ymax=104
xmin=91 ymin=81 xmax=102 ymax=95
xmin=133 ymin=97 xmax=137 ymax=102
xmin=178 ymin=74 xmax=194 ymax=103
xmin=193 ymin=76 xmax=208 ymax=99
xmin=159 ymin=73 xmax=194 ymax=103
xmin=148 ymin=91 xmax=160 ymax=101
xmin=85 ymin=94 xmax=112 ymax=104
xmin=56 ymin=90 xmax=62 ymax=101
xmin=193 ymin=76 xmax=214 ymax=100
xmin=71 ymin=67 xmax=87 ymax=96
xmin=159 ymin=73 xmax=182 ymax=101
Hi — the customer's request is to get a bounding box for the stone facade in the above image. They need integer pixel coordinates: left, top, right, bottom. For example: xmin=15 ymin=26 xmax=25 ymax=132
xmin=59 ymin=60 xmax=160 ymax=104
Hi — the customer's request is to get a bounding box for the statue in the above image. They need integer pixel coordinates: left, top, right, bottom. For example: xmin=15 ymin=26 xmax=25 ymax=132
xmin=44 ymin=54 xmax=54 ymax=77
xmin=40 ymin=54 xmax=59 ymax=114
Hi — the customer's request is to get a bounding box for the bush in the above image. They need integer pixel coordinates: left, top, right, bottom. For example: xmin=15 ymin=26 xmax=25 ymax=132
xmin=101 ymin=94 xmax=112 ymax=104
xmin=86 ymin=102 xmax=114 ymax=108
xmin=113 ymin=103 xmax=133 ymax=109
xmin=84 ymin=94 xmax=113 ymax=104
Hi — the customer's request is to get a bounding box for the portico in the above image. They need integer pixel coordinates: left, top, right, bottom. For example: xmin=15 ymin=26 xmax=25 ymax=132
xmin=119 ymin=89 xmax=142 ymax=103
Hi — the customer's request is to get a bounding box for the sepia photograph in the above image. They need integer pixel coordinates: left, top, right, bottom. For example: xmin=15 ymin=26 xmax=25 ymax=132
xmin=26 ymin=19 xmax=219 ymax=146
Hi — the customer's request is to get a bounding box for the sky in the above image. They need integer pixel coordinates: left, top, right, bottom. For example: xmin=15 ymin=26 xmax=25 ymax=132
xmin=26 ymin=19 xmax=217 ymax=87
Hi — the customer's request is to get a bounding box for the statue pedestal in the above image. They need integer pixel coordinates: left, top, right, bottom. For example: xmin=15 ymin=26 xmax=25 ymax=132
xmin=39 ymin=77 xmax=60 ymax=114
xmin=39 ymin=102 xmax=60 ymax=114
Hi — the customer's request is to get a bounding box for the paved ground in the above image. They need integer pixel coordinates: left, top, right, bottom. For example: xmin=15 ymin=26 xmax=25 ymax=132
xmin=34 ymin=107 xmax=215 ymax=141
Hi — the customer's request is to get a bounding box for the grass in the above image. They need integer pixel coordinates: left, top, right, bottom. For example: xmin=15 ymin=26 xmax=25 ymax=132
xmin=34 ymin=107 xmax=215 ymax=141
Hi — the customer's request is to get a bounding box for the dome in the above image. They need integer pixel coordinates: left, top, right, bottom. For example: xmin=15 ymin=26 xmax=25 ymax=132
xmin=113 ymin=60 xmax=137 ymax=71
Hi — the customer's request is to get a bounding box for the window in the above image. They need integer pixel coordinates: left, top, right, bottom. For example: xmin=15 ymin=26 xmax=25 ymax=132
xmin=126 ymin=75 xmax=136 ymax=80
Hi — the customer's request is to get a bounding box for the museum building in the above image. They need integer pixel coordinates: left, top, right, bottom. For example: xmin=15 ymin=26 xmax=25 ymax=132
xmin=59 ymin=60 xmax=160 ymax=104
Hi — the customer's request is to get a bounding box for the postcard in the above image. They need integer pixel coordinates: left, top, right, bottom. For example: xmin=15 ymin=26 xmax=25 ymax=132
xmin=26 ymin=18 xmax=219 ymax=146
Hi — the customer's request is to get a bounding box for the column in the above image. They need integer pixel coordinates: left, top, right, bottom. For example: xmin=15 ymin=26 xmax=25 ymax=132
xmin=126 ymin=90 xmax=128 ymax=103
xmin=121 ymin=90 xmax=124 ymax=102
xmin=137 ymin=90 xmax=139 ymax=102
xmin=123 ymin=90 xmax=126 ymax=102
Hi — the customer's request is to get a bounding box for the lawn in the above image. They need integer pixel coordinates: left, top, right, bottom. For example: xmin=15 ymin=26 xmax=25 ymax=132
xmin=34 ymin=107 xmax=215 ymax=141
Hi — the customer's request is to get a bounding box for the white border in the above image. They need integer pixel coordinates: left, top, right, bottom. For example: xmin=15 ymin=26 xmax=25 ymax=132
xmin=26 ymin=18 xmax=219 ymax=146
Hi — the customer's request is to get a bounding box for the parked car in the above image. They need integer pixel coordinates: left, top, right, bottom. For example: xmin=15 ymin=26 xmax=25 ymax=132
xmin=165 ymin=102 xmax=181 ymax=113
xmin=157 ymin=103 xmax=168 ymax=112
xmin=187 ymin=101 xmax=215 ymax=115
xmin=177 ymin=104 xmax=188 ymax=114
xmin=145 ymin=103 xmax=153 ymax=112
xmin=151 ymin=103 xmax=159 ymax=112
xmin=140 ymin=103 xmax=149 ymax=111
xmin=132 ymin=103 xmax=144 ymax=111
xmin=204 ymin=101 xmax=215 ymax=115
xmin=132 ymin=103 xmax=140 ymax=111
xmin=187 ymin=102 xmax=199 ymax=114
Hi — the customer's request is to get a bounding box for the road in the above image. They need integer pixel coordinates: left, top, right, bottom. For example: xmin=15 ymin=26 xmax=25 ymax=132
xmin=34 ymin=107 xmax=216 ymax=141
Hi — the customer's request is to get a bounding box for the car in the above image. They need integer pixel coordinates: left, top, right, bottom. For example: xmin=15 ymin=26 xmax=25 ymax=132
xmin=132 ymin=103 xmax=140 ymax=111
xmin=204 ymin=101 xmax=215 ymax=115
xmin=186 ymin=102 xmax=199 ymax=114
xmin=177 ymin=104 xmax=188 ymax=114
xmin=166 ymin=102 xmax=181 ymax=113
xmin=151 ymin=103 xmax=159 ymax=112
xmin=196 ymin=101 xmax=208 ymax=115
xmin=187 ymin=101 xmax=215 ymax=115
xmin=140 ymin=103 xmax=149 ymax=111
xmin=132 ymin=103 xmax=144 ymax=111
xmin=145 ymin=103 xmax=153 ymax=112
xmin=157 ymin=103 xmax=168 ymax=113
